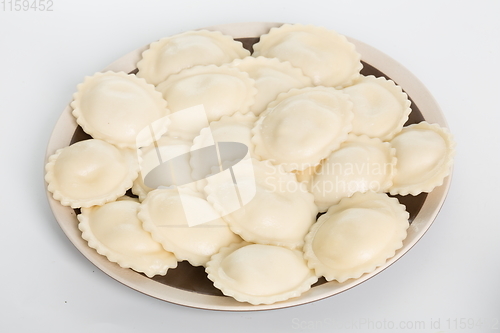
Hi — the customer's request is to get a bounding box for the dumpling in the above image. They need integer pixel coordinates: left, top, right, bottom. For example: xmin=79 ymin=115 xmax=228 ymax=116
xmin=309 ymin=134 xmax=396 ymax=212
xmin=137 ymin=30 xmax=249 ymax=85
xmin=217 ymin=187 xmax=317 ymax=249
xmin=138 ymin=188 xmax=241 ymax=266
xmin=253 ymin=24 xmax=362 ymax=88
xmin=192 ymin=112 xmax=257 ymax=154
xmin=206 ymin=242 xmax=318 ymax=305
xmin=342 ymin=75 xmax=411 ymax=141
xmin=190 ymin=112 xmax=258 ymax=182
xmin=156 ymin=65 xmax=257 ymax=140
xmin=45 ymin=139 xmax=138 ymax=208
xmin=226 ymin=56 xmax=313 ymax=115
xmin=389 ymin=122 xmax=455 ymax=195
xmin=78 ymin=198 xmax=177 ymax=277
xmin=304 ymin=191 xmax=409 ymax=283
xmin=71 ymin=71 xmax=170 ymax=149
xmin=132 ymin=136 xmax=196 ymax=201
xmin=205 ymin=159 xmax=317 ymax=249
xmin=252 ymin=87 xmax=353 ymax=171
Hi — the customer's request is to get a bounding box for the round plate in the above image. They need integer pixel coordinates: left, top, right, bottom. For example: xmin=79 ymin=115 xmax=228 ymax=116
xmin=44 ymin=22 xmax=451 ymax=311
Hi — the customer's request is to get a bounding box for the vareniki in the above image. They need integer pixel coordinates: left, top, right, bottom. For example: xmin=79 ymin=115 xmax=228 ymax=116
xmin=45 ymin=23 xmax=455 ymax=305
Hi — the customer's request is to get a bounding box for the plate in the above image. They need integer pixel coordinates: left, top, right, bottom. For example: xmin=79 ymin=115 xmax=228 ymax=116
xmin=44 ymin=22 xmax=452 ymax=311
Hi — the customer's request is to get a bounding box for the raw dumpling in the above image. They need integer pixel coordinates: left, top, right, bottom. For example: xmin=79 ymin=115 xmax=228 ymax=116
xmin=45 ymin=139 xmax=139 ymax=208
xmin=132 ymin=136 xmax=197 ymax=201
xmin=191 ymin=112 xmax=257 ymax=156
xmin=342 ymin=75 xmax=411 ymax=141
xmin=389 ymin=122 xmax=455 ymax=195
xmin=205 ymin=159 xmax=317 ymax=249
xmin=309 ymin=134 xmax=396 ymax=212
xmin=138 ymin=188 xmax=241 ymax=266
xmin=206 ymin=242 xmax=318 ymax=305
xmin=156 ymin=65 xmax=257 ymax=140
xmin=137 ymin=30 xmax=250 ymax=85
xmin=226 ymin=56 xmax=313 ymax=115
xmin=304 ymin=191 xmax=409 ymax=283
xmin=71 ymin=71 xmax=170 ymax=149
xmin=253 ymin=24 xmax=362 ymax=88
xmin=252 ymin=87 xmax=353 ymax=171
xmin=78 ymin=198 xmax=177 ymax=277
xmin=190 ymin=112 xmax=258 ymax=182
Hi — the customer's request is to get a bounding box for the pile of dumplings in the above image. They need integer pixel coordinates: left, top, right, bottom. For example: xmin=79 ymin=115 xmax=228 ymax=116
xmin=45 ymin=24 xmax=455 ymax=305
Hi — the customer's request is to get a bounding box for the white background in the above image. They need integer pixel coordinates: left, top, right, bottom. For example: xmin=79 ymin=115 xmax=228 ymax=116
xmin=1 ymin=0 xmax=499 ymax=332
